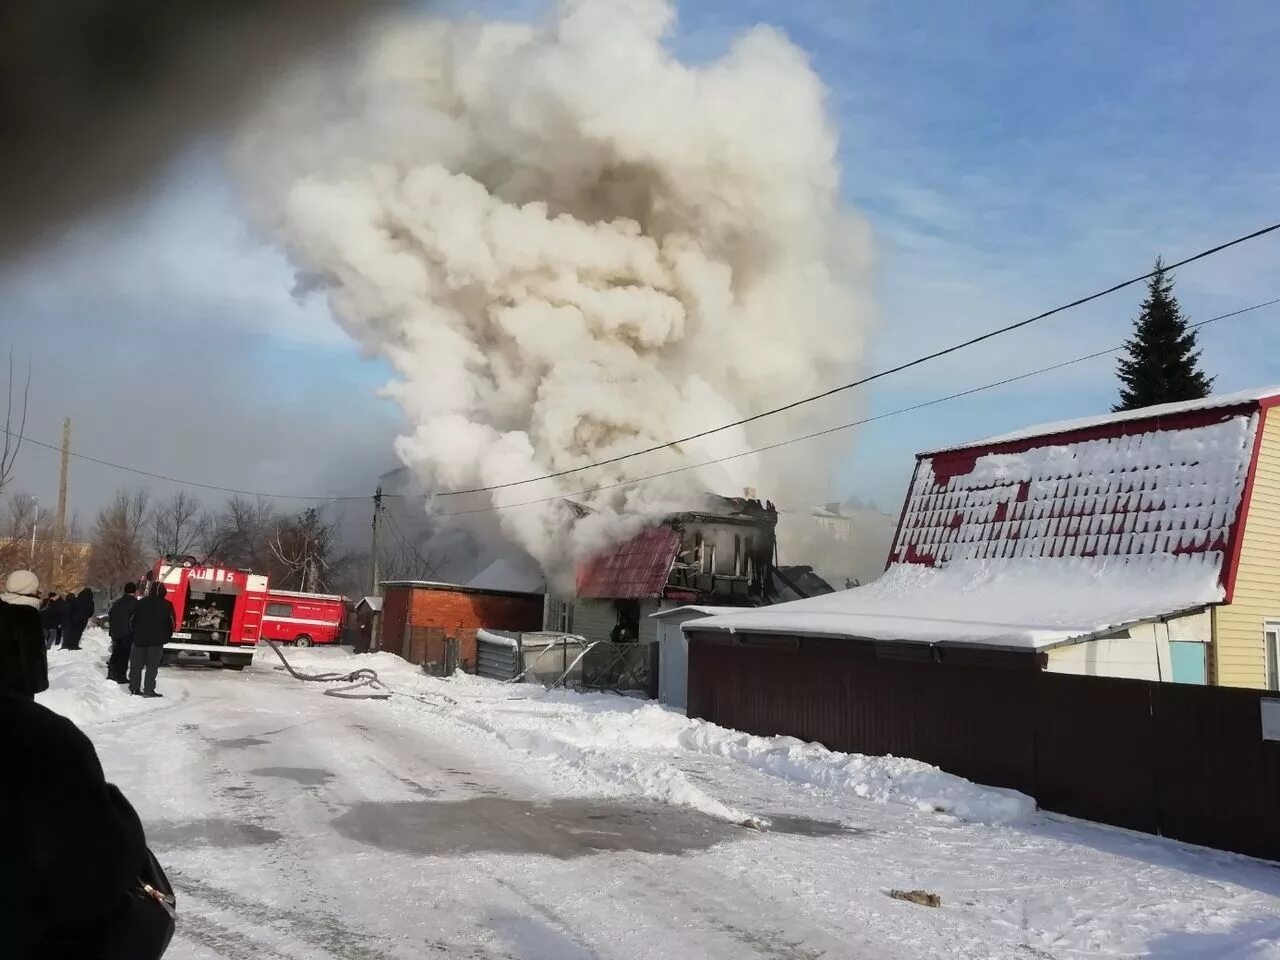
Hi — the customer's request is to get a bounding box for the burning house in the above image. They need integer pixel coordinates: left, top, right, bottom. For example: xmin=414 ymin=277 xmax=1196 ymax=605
xmin=547 ymin=496 xmax=785 ymax=645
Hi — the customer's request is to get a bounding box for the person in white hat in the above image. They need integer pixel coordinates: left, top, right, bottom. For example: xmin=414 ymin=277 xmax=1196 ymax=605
xmin=1 ymin=569 xmax=49 ymax=699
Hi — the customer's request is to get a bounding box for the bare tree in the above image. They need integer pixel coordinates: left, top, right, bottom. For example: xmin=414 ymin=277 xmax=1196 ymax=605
xmin=0 ymin=351 xmax=31 ymax=496
xmin=150 ymin=490 xmax=203 ymax=557
xmin=379 ymin=517 xmax=448 ymax=583
xmin=208 ymin=495 xmax=276 ymax=569
xmin=0 ymin=491 xmax=38 ymax=574
xmin=268 ymin=506 xmax=348 ymax=592
xmin=87 ymin=489 xmax=151 ymax=591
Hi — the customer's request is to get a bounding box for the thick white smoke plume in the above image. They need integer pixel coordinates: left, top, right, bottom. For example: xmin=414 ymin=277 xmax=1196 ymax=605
xmin=239 ymin=0 xmax=873 ymax=585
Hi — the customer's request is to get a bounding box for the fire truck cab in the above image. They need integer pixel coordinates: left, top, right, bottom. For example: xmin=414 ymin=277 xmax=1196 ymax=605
xmin=150 ymin=556 xmax=268 ymax=670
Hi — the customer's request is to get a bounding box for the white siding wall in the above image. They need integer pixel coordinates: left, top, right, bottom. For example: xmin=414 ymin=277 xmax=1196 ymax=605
xmin=655 ymin=611 xmax=717 ymax=709
xmin=1046 ymin=609 xmax=1210 ymax=681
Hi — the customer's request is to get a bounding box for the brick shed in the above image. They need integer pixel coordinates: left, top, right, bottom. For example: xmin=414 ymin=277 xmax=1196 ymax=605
xmin=379 ymin=580 xmax=544 ymax=672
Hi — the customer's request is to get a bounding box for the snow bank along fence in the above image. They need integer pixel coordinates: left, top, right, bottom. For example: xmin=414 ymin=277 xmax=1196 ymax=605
xmin=685 ymin=634 xmax=1280 ymax=862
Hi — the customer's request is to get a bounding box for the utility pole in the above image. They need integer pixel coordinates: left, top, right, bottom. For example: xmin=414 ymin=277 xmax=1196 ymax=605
xmin=370 ymin=486 xmax=383 ymax=597
xmin=29 ymin=497 xmax=38 ymax=566
xmin=369 ymin=486 xmax=383 ymax=653
xmin=52 ymin=418 xmax=70 ymax=584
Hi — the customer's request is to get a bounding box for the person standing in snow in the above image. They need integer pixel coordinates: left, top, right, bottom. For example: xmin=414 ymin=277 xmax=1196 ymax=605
xmin=128 ymin=582 xmax=174 ymax=698
xmin=63 ymin=586 xmax=94 ymax=650
xmin=60 ymin=592 xmax=74 ymax=646
xmin=39 ymin=592 xmax=61 ymax=650
xmin=0 ymin=570 xmax=49 ymax=699
xmin=106 ymin=582 xmax=140 ymax=684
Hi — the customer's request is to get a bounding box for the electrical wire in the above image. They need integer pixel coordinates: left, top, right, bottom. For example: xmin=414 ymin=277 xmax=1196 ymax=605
xmin=427 ymin=296 xmax=1280 ymax=517
xmin=4 ymin=287 xmax=1275 ymax=508
xmin=427 ymin=222 xmax=1280 ymax=497
xmin=1 ymin=430 xmax=371 ymax=502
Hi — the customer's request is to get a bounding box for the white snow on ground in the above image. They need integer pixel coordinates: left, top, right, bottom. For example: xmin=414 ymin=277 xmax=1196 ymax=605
xmin=37 ymin=640 xmax=1280 ymax=959
xmin=39 ymin=628 xmax=166 ymax=726
xmin=375 ymin=660 xmax=1033 ymax=826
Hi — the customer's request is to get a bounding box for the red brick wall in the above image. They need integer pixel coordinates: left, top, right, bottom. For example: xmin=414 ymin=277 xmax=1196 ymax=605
xmin=382 ymin=586 xmax=542 ymax=670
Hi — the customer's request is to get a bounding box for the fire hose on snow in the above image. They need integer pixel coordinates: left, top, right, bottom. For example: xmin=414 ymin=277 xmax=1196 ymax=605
xmin=262 ymin=639 xmax=392 ymax=699
xmin=262 ymin=639 xmax=459 ymax=706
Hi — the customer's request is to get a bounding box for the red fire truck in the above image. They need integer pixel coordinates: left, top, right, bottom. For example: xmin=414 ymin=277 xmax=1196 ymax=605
xmin=149 ymin=556 xmax=269 ymax=670
xmin=261 ymin=590 xmax=347 ymax=647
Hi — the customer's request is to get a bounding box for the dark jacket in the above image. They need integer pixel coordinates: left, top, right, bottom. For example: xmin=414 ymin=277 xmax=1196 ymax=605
xmin=0 ymin=599 xmax=48 ymax=698
xmin=0 ymin=693 xmax=148 ymax=958
xmin=70 ymin=588 xmax=94 ymax=630
xmin=129 ymin=586 xmax=176 ymax=648
xmin=39 ymin=598 xmax=61 ymax=631
xmin=107 ymin=594 xmax=139 ymax=641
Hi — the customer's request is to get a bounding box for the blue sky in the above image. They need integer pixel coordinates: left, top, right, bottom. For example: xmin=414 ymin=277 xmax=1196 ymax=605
xmin=3 ymin=0 xmax=1278 ymax=518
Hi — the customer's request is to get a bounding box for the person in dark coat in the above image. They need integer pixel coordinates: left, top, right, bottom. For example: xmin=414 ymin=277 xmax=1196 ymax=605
xmin=106 ymin=583 xmax=140 ymax=684
xmin=129 ymin=582 xmax=174 ymax=697
xmin=1 ymin=691 xmax=155 ymax=957
xmin=0 ymin=570 xmax=49 ymax=699
xmin=63 ymin=587 xmax=94 ymax=651
xmin=59 ymin=592 xmax=74 ymax=647
xmin=39 ymin=592 xmax=61 ymax=650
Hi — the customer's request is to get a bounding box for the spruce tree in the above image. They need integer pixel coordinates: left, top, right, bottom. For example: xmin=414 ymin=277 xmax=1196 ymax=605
xmin=1113 ymin=259 xmax=1214 ymax=412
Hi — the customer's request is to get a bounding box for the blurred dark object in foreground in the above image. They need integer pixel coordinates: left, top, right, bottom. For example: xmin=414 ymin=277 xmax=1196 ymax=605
xmin=0 ymin=0 xmax=393 ymax=258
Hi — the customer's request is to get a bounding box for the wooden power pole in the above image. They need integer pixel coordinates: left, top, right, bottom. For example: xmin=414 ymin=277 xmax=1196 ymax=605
xmin=52 ymin=417 xmax=70 ymax=584
xmin=369 ymin=486 xmax=383 ymax=652
xmin=370 ymin=486 xmax=383 ymax=597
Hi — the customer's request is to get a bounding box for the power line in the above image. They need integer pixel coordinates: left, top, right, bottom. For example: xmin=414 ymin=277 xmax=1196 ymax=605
xmin=428 ymin=296 xmax=1280 ymax=518
xmin=1 ymin=429 xmax=371 ymax=502
xmin=3 ymin=287 xmax=1275 ymax=508
xmin=426 ymin=221 xmax=1280 ymax=498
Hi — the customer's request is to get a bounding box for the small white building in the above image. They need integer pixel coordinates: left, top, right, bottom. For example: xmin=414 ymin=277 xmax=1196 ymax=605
xmin=649 ymin=606 xmax=724 ymax=709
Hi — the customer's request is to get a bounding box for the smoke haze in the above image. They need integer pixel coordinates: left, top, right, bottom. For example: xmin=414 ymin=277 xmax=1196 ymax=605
xmin=239 ymin=0 xmax=874 ymax=584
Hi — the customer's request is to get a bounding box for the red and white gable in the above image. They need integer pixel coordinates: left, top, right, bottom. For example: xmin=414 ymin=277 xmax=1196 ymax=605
xmin=889 ymin=388 xmax=1280 ymax=593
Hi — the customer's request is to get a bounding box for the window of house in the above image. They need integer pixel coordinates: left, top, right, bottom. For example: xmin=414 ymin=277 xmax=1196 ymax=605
xmin=1266 ymin=622 xmax=1280 ymax=691
xmin=703 ymin=543 xmax=716 ymax=574
xmin=733 ymin=535 xmax=742 ymax=576
xmin=265 ymin=602 xmax=293 ymax=618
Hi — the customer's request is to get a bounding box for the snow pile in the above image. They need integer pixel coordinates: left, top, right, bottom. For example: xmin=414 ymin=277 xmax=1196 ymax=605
xmin=38 ymin=629 xmax=163 ymax=727
xmin=674 ymin=720 xmax=1033 ymax=824
xmin=334 ymin=651 xmax=1034 ymax=826
xmin=238 ymin=0 xmax=874 ymax=586
xmin=692 ymin=552 xmax=1226 ymax=649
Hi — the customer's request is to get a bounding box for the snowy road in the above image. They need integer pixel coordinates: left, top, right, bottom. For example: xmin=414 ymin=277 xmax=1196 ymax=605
xmin=41 ymin=633 xmax=1280 ymax=959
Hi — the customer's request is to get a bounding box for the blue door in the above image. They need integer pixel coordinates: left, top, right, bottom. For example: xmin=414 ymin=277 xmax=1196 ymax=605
xmin=1170 ymin=641 xmax=1207 ymax=685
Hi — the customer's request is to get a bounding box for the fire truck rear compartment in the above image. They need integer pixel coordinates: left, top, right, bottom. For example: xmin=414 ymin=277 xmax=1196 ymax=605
xmin=183 ymin=588 xmax=237 ymax=644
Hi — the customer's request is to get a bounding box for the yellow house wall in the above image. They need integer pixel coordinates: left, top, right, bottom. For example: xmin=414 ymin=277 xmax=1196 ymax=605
xmin=1215 ymin=409 xmax=1280 ymax=689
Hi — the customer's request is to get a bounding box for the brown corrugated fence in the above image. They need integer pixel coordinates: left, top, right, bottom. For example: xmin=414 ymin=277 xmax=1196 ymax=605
xmin=686 ymin=633 xmax=1280 ymax=862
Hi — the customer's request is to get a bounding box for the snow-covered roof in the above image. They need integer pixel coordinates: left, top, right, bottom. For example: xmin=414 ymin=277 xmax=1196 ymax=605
xmin=891 ymin=411 xmax=1257 ymax=569
xmin=467 ymin=558 xmax=546 ymax=594
xmin=929 ymin=385 xmax=1280 ymax=454
xmin=357 ymin=596 xmax=383 ymax=611
xmin=649 ymin=605 xmax=735 ymax=619
xmin=686 ymin=555 xmax=1223 ymax=651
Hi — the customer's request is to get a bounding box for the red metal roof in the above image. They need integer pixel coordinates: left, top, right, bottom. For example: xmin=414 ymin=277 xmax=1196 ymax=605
xmin=576 ymin=526 xmax=682 ymax=599
xmin=888 ymin=407 xmax=1261 ymax=580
